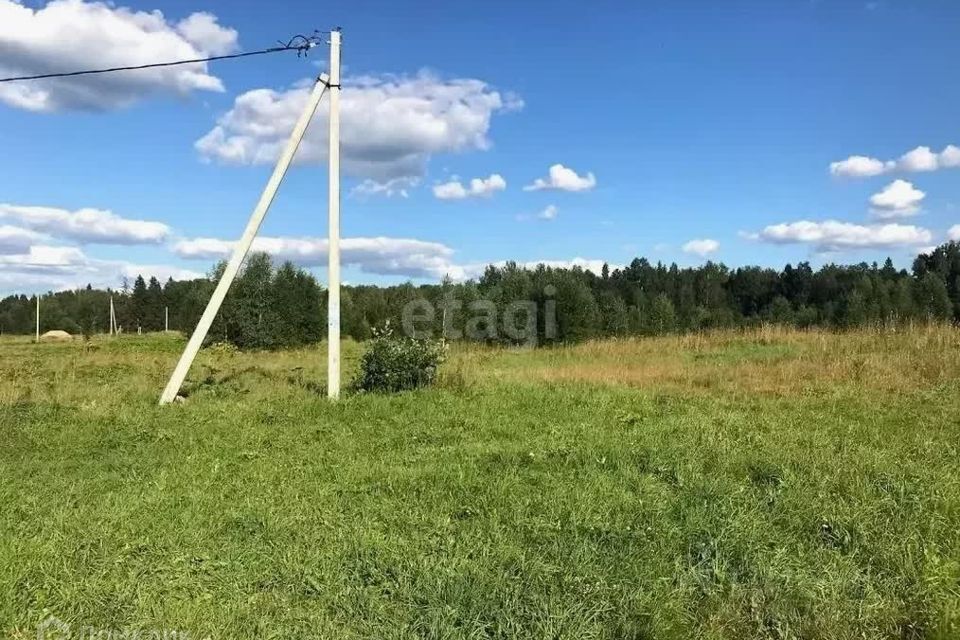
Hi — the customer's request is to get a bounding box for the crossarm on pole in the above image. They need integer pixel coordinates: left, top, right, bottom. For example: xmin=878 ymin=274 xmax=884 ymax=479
xmin=158 ymin=74 xmax=331 ymax=405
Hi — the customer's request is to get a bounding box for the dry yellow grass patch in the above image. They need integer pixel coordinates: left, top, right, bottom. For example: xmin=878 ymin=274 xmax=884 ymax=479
xmin=458 ymin=324 xmax=960 ymax=397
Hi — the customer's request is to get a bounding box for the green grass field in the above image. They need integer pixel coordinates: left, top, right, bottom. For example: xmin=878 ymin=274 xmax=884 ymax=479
xmin=2 ymin=328 xmax=960 ymax=639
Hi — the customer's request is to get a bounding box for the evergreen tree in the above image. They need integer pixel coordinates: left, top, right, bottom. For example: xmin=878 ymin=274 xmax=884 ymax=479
xmin=130 ymin=275 xmax=148 ymax=331
xmin=145 ymin=277 xmax=164 ymax=331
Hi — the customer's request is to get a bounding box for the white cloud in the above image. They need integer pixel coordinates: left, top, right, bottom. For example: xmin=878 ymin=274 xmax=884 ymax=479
xmin=351 ymin=177 xmax=420 ymax=199
xmin=432 ymin=181 xmax=468 ymax=200
xmin=0 ymin=0 xmax=237 ymax=112
xmin=172 ymin=235 xmax=618 ymax=283
xmin=515 ymin=204 xmax=558 ymax=222
xmin=118 ymin=263 xmax=205 ymax=282
xmin=829 ymin=155 xmax=894 ymax=178
xmin=897 ymin=146 xmax=939 ymax=173
xmin=0 ymin=244 xmax=87 ymax=268
xmin=457 ymin=257 xmax=615 ymax=280
xmin=869 ymin=179 xmax=925 ymax=218
xmin=941 ymin=145 xmax=960 ymax=168
xmin=174 ymin=12 xmax=238 ymax=56
xmin=0 ymin=225 xmax=46 ymax=254
xmin=756 ymin=220 xmax=932 ymax=251
xmin=830 ymin=144 xmax=960 ymax=178
xmin=522 ymin=257 xmax=612 ymax=274
xmin=537 ymin=204 xmax=558 ymax=220
xmin=948 ymin=225 xmax=960 ymax=242
xmin=469 ymin=174 xmax=507 ymax=197
xmin=171 ymin=237 xmax=232 ymax=259
xmin=682 ymin=238 xmax=720 ymax=256
xmin=0 ymin=204 xmax=170 ymax=244
xmin=523 ymin=164 xmax=597 ymax=192
xmin=196 ymin=72 xmax=522 ymax=184
xmin=432 ymin=174 xmax=506 ymax=200
xmin=0 ymin=243 xmax=202 ymax=293
xmin=173 ymin=235 xmax=467 ymax=280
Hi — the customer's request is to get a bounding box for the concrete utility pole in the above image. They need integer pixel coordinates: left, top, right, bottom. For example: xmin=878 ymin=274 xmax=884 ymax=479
xmin=327 ymin=28 xmax=342 ymax=400
xmin=158 ymin=72 xmax=332 ymax=405
xmin=35 ymin=295 xmax=39 ymax=343
xmin=109 ymin=296 xmax=116 ymax=336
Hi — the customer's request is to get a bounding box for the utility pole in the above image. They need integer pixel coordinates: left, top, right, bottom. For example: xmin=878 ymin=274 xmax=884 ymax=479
xmin=327 ymin=28 xmax=342 ymax=400
xmin=158 ymin=72 xmax=332 ymax=404
xmin=35 ymin=295 xmax=39 ymax=343
xmin=109 ymin=296 xmax=116 ymax=336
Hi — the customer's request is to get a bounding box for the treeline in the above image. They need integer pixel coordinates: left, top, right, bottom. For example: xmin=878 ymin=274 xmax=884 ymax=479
xmin=2 ymin=242 xmax=959 ymax=346
xmin=0 ymin=253 xmax=323 ymax=348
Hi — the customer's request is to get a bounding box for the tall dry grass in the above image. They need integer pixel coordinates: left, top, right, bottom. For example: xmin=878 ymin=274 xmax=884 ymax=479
xmin=453 ymin=324 xmax=960 ymax=396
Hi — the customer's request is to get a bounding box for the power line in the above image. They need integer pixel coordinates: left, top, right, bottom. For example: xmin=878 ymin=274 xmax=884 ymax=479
xmin=0 ymin=33 xmax=325 ymax=84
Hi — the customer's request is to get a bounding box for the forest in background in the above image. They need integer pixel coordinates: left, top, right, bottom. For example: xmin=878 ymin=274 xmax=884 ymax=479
xmin=2 ymin=242 xmax=959 ymax=348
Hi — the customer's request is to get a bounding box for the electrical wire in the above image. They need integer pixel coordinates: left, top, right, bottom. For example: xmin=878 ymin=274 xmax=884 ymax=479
xmin=0 ymin=32 xmax=326 ymax=84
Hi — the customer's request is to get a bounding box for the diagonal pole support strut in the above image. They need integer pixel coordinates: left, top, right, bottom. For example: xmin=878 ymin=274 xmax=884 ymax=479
xmin=158 ymin=73 xmax=331 ymax=405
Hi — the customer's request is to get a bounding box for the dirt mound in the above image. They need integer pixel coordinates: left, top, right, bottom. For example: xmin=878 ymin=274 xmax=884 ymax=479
xmin=40 ymin=330 xmax=72 ymax=341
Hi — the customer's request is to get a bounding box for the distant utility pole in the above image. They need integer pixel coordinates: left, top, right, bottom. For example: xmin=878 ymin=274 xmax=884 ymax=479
xmin=109 ymin=296 xmax=116 ymax=336
xmin=327 ymin=28 xmax=342 ymax=400
xmin=35 ymin=295 xmax=39 ymax=343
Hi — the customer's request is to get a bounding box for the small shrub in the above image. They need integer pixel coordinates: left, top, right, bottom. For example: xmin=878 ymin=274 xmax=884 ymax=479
xmin=353 ymin=325 xmax=447 ymax=393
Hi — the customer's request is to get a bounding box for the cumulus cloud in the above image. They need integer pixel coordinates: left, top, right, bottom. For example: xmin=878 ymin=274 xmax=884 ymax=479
xmin=682 ymin=238 xmax=720 ymax=256
xmin=0 ymin=204 xmax=170 ymax=244
xmin=196 ymin=72 xmax=522 ymax=185
xmin=351 ymin=177 xmax=420 ymax=199
xmin=0 ymin=225 xmax=46 ymax=255
xmin=830 ymin=144 xmax=960 ymax=177
xmin=898 ymin=146 xmax=940 ymax=172
xmin=432 ymin=174 xmax=506 ymax=200
xmin=756 ymin=220 xmax=932 ymax=251
xmin=0 ymin=1 xmax=238 ymax=112
xmin=869 ymin=179 xmax=925 ymax=218
xmin=942 ymin=145 xmax=960 ymax=168
xmin=537 ymin=204 xmax=558 ymax=220
xmin=173 ymin=12 xmax=238 ymax=56
xmin=523 ymin=164 xmax=597 ymax=192
xmin=829 ymin=155 xmax=894 ymax=178
xmin=118 ymin=263 xmax=205 ymax=282
xmin=948 ymin=225 xmax=960 ymax=242
xmin=0 ymin=243 xmax=201 ymax=293
xmin=173 ymin=235 xmax=467 ymax=280
xmin=0 ymin=244 xmax=87 ymax=268
xmin=515 ymin=204 xmax=558 ymax=222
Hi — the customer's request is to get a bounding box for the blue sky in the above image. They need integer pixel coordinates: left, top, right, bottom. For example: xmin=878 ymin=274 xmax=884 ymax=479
xmin=1 ymin=0 xmax=959 ymax=293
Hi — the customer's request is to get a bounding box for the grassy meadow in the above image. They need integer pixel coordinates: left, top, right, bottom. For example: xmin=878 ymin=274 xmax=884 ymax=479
xmin=2 ymin=327 xmax=960 ymax=638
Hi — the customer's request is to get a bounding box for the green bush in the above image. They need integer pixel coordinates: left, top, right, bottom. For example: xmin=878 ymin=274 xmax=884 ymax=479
xmin=353 ymin=325 xmax=446 ymax=393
